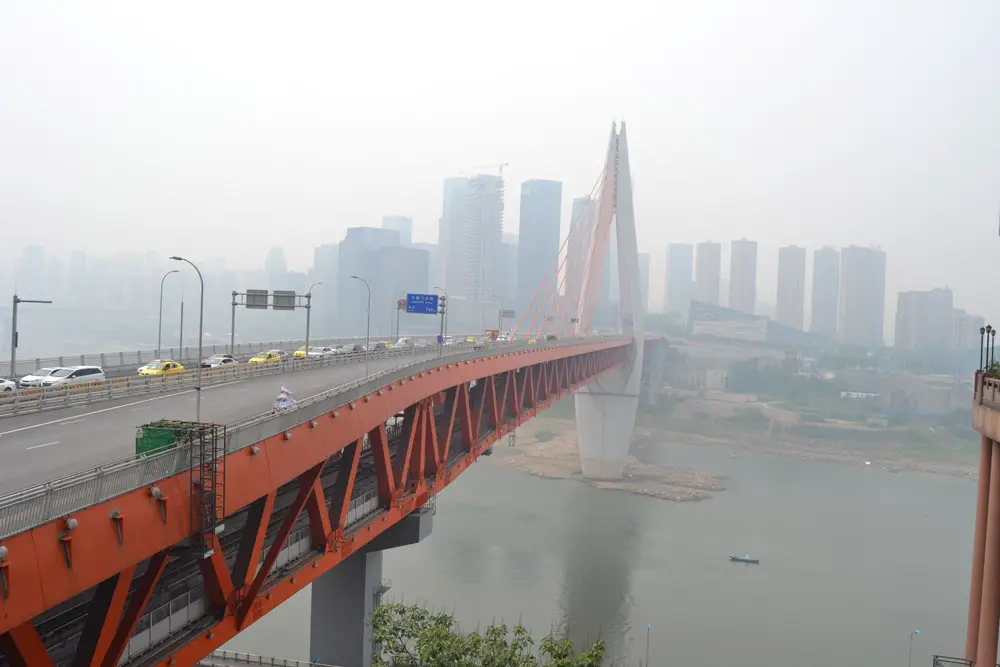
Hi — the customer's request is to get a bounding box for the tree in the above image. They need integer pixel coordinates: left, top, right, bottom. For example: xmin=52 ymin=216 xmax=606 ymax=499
xmin=370 ymin=603 xmax=606 ymax=667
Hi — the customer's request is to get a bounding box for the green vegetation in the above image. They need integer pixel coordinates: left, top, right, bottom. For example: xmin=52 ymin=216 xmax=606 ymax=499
xmin=371 ymin=603 xmax=605 ymax=667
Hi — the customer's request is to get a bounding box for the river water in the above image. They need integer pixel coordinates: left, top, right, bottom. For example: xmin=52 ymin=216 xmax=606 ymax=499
xmin=224 ymin=437 xmax=974 ymax=666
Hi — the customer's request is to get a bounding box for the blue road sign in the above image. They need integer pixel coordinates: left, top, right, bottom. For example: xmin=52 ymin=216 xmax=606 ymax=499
xmin=406 ymin=293 xmax=439 ymax=315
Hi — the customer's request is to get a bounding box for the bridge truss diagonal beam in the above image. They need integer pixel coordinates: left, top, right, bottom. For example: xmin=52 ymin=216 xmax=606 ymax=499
xmin=0 ymin=340 xmax=633 ymax=667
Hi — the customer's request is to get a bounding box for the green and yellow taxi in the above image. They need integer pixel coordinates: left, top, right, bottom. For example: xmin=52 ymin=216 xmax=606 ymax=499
xmin=248 ymin=350 xmax=288 ymax=365
xmin=139 ymin=360 xmax=186 ymax=376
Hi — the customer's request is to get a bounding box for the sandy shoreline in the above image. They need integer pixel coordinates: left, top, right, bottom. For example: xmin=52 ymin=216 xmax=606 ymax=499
xmin=630 ymin=426 xmax=979 ymax=481
xmin=485 ymin=416 xmax=978 ymax=505
xmin=487 ymin=419 xmax=725 ymax=502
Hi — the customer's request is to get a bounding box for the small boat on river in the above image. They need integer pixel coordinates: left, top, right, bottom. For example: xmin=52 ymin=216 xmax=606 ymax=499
xmin=729 ymin=554 xmax=760 ymax=565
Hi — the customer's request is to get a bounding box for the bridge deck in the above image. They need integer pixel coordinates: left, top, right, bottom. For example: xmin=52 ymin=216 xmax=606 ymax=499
xmin=0 ymin=351 xmax=442 ymax=494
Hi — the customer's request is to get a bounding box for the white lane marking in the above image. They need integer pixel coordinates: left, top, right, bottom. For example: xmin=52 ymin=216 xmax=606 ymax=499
xmin=0 ymin=392 xmax=193 ymax=436
xmin=132 ymin=406 xmax=151 ymax=412
xmin=0 ymin=379 xmax=252 ymax=438
xmin=26 ymin=441 xmax=61 ymax=450
xmin=60 ymin=419 xmax=85 ymax=426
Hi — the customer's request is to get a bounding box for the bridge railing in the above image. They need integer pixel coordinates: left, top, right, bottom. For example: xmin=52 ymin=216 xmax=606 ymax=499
xmin=0 ymin=336 xmax=627 ymax=540
xmin=0 ymin=343 xmax=454 ymax=418
xmin=198 ymin=650 xmax=342 ymax=667
xmin=0 ymin=333 xmax=474 ymax=379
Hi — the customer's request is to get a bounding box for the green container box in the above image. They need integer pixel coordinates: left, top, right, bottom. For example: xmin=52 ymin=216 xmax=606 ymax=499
xmin=135 ymin=419 xmax=201 ymax=457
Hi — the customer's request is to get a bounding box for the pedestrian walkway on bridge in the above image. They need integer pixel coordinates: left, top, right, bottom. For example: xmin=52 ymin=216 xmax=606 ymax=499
xmin=198 ymin=649 xmax=340 ymax=667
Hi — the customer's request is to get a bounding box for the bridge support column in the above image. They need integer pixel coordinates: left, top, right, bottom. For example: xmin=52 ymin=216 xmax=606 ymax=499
xmin=640 ymin=339 xmax=667 ymax=408
xmin=977 ymin=439 xmax=1000 ymax=666
xmin=309 ymin=505 xmax=434 ymax=667
xmin=574 ymin=358 xmax=641 ymax=480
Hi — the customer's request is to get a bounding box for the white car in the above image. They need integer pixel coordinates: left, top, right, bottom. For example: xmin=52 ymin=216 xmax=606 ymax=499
xmin=201 ymin=355 xmax=238 ymax=368
xmin=1 ymin=378 xmax=15 ymax=393
xmin=19 ymin=367 xmax=61 ymax=388
xmin=42 ymin=366 xmax=106 ymax=389
xmin=306 ymin=347 xmax=337 ymax=358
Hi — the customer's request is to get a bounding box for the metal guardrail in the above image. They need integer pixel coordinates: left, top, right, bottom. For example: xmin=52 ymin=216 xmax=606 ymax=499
xmin=0 ymin=344 xmax=453 ymax=418
xmin=0 ymin=333 xmax=480 ymax=379
xmin=0 ymin=336 xmax=626 ymax=540
xmin=932 ymin=657 xmax=974 ymax=667
xmin=199 ymin=650 xmax=341 ymax=667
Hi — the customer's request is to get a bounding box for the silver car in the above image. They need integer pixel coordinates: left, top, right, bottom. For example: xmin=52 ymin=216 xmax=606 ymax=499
xmin=42 ymin=366 xmax=106 ymax=389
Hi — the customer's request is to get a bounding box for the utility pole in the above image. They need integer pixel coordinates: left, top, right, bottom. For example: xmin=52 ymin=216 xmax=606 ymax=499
xmin=9 ymin=294 xmax=52 ymax=379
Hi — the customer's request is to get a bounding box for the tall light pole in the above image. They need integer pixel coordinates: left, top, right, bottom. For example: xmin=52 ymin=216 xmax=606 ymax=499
xmin=9 ymin=294 xmax=52 ymax=379
xmin=170 ymin=256 xmax=204 ymax=423
xmin=157 ymin=270 xmax=179 ymax=358
xmin=908 ymin=629 xmax=920 ymax=667
xmin=351 ymin=275 xmax=371 ymax=379
xmin=305 ymin=281 xmax=322 ymax=361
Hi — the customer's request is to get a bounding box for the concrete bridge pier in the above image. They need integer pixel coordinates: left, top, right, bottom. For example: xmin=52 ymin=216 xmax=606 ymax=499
xmin=309 ymin=504 xmax=434 ymax=667
xmin=640 ymin=338 xmax=668 ymax=408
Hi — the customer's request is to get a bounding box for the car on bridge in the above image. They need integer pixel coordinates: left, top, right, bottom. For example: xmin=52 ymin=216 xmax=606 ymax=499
xmin=1 ymin=377 xmax=14 ymax=393
xmin=137 ymin=360 xmax=164 ymax=373
xmin=18 ymin=367 xmax=60 ymax=387
xmin=201 ymin=354 xmax=238 ymax=368
xmin=338 ymin=343 xmax=363 ymax=354
xmin=292 ymin=346 xmax=316 ymax=359
xmin=247 ymin=349 xmax=289 ymax=365
xmin=306 ymin=346 xmax=338 ymax=358
xmin=41 ymin=365 xmax=106 ymax=388
xmin=139 ymin=360 xmax=185 ymax=376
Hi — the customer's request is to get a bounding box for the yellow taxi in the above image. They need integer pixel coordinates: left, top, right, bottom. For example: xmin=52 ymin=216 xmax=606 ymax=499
xmin=292 ymin=346 xmax=314 ymax=359
xmin=139 ymin=360 xmax=186 ymax=376
xmin=248 ymin=350 xmax=287 ymax=365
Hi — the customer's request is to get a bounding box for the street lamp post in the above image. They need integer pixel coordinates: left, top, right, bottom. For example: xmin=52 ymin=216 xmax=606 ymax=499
xmin=157 ymin=270 xmax=179 ymax=358
xmin=351 ymin=276 xmax=371 ymax=379
xmin=908 ymin=629 xmax=920 ymax=667
xmin=170 ymin=256 xmax=204 ymax=423
xmin=9 ymin=294 xmax=52 ymax=380
xmin=305 ymin=281 xmax=322 ymax=362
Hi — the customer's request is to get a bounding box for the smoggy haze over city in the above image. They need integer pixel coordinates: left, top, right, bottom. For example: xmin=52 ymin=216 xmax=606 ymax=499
xmin=2 ymin=1 xmax=999 ymax=326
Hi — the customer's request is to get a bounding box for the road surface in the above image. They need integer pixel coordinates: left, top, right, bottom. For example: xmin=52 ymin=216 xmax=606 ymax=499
xmin=0 ymin=351 xmax=442 ymax=494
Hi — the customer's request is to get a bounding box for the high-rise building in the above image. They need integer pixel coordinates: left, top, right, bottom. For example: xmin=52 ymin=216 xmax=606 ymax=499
xmin=313 ymin=243 xmax=339 ymax=336
xmin=953 ymin=309 xmax=986 ymax=350
xmin=441 ymin=174 xmax=504 ymax=332
xmin=337 ymin=227 xmax=401 ymax=336
xmin=664 ymin=244 xmax=693 ymax=316
xmin=638 ymin=252 xmax=650 ymax=313
xmin=265 ymin=247 xmax=289 ymax=290
xmin=412 ymin=242 xmax=442 ymax=290
xmin=838 ymin=246 xmax=886 ymax=347
xmin=810 ymin=247 xmax=840 ymax=336
xmin=516 ymin=179 xmax=562 ymax=314
xmin=775 ymin=245 xmax=807 ymax=330
xmin=499 ymin=234 xmax=518 ymax=324
xmin=374 ymin=245 xmax=430 ymax=337
xmin=894 ymin=287 xmax=954 ymax=350
xmin=694 ymin=242 xmax=722 ymax=306
xmin=382 ymin=216 xmax=413 ymax=246
xmin=566 ymin=197 xmax=594 ymax=311
xmin=728 ymin=239 xmax=758 ymax=315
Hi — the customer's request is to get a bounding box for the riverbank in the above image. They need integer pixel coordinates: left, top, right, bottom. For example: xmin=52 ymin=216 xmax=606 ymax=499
xmin=487 ymin=418 xmax=725 ymax=501
xmin=631 ymin=423 xmax=979 ymax=480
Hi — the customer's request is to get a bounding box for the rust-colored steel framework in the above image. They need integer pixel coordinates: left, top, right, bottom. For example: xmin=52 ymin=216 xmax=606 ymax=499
xmin=0 ymin=341 xmax=630 ymax=667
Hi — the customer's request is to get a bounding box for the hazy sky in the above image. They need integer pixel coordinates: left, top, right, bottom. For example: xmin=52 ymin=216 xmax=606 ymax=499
xmin=2 ymin=0 xmax=999 ymax=320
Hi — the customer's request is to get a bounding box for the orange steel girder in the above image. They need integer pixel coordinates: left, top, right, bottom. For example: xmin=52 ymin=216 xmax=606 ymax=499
xmin=0 ymin=341 xmax=631 ymax=667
